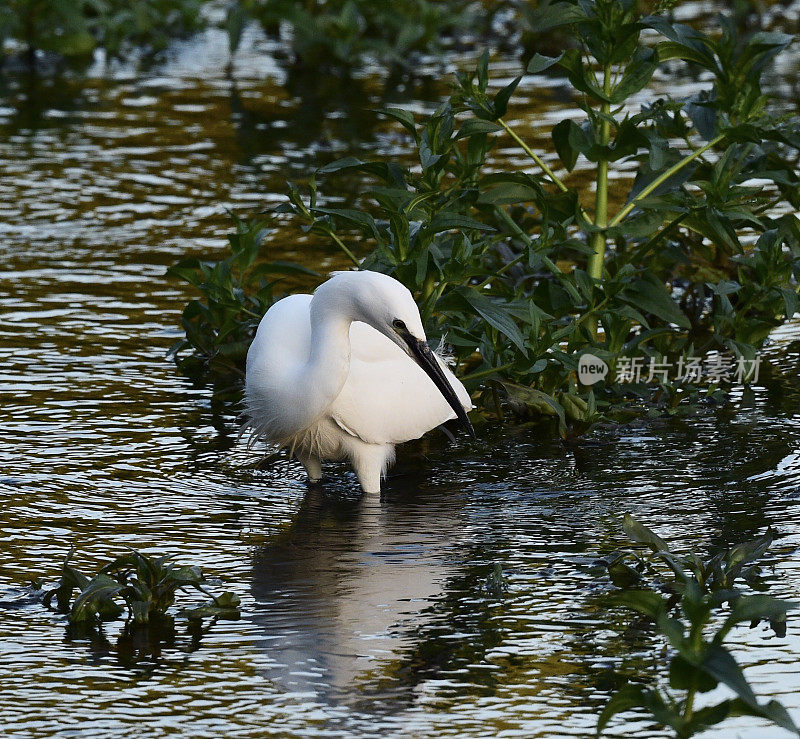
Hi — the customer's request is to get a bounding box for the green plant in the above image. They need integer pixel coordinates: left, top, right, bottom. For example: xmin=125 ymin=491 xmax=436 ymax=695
xmin=595 ymin=514 xmax=798 ymax=737
xmin=0 ymin=0 xmax=205 ymax=68
xmin=92 ymin=0 xmax=206 ymax=58
xmin=173 ymin=0 xmax=800 ymax=435
xmin=43 ymin=548 xmax=241 ymax=625
xmin=167 ymin=215 xmax=318 ymax=382
xmin=225 ymin=0 xmax=486 ymax=72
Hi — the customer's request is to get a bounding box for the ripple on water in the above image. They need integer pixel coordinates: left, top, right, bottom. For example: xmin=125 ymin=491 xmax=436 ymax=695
xmin=1 ymin=10 xmax=800 ymax=737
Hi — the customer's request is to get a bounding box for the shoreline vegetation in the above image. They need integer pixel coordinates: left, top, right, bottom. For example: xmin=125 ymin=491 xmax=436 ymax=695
xmin=167 ymin=1 xmax=800 ymax=439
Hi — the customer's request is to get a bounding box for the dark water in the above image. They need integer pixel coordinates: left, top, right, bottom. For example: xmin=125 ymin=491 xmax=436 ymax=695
xmin=1 ymin=12 xmax=800 ymax=738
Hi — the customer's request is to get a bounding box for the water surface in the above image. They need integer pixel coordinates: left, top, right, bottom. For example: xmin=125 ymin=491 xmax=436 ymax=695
xmin=1 ymin=15 xmax=800 ymax=738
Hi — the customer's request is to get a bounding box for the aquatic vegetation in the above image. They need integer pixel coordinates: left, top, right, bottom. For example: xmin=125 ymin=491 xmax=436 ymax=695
xmin=173 ymin=0 xmax=800 ymax=434
xmin=167 ymin=215 xmax=318 ymax=382
xmin=595 ymin=514 xmax=798 ymax=737
xmin=225 ymin=0 xmax=488 ymax=72
xmin=43 ymin=548 xmax=241 ymax=625
xmin=0 ymin=0 xmax=206 ymax=68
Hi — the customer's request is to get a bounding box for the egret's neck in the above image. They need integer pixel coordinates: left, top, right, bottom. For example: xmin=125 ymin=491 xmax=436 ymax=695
xmin=301 ymin=304 xmax=353 ymax=420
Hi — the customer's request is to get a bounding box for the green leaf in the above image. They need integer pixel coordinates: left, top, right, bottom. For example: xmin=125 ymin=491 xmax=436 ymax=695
xmin=493 ymin=76 xmax=521 ymax=119
xmin=780 ymin=287 xmax=798 ymax=318
xmin=251 ymin=261 xmax=320 ymax=278
xmin=129 ymin=600 xmax=150 ymax=624
xmin=670 ymin=654 xmax=718 ymax=693
xmin=428 ymin=213 xmax=494 ymax=233
xmin=560 ymin=392 xmax=588 ymax=422
xmin=727 ymin=532 xmax=773 ymax=572
xmin=180 ymin=592 xmax=242 ymax=621
xmin=226 ymin=1 xmax=248 ymax=55
xmin=375 ymin=107 xmax=417 ymax=138
xmin=622 ymin=513 xmax=670 ymax=552
xmin=456 ymin=287 xmax=527 ymax=353
xmin=552 ymin=119 xmax=579 ymax=171
xmin=312 ymin=207 xmax=381 ymax=240
xmin=656 ymin=40 xmax=714 ymax=69
xmin=70 ymin=574 xmax=124 ymax=623
xmin=167 ymin=566 xmax=205 ymax=585
xmin=610 ymin=48 xmax=657 ymax=104
xmin=728 ymin=698 xmax=800 ymax=735
xmin=477 ymin=182 xmax=542 ymax=205
xmin=520 ymin=1 xmax=586 ymax=34
xmin=316 ymin=156 xmax=364 ymax=174
xmin=621 ymin=273 xmax=690 ymax=329
xmin=456 ymin=119 xmax=501 ymax=139
xmin=501 ymin=383 xmax=566 ymax=437
xmin=611 ymin=589 xmax=668 ymax=620
xmin=683 ymin=701 xmax=734 ymax=734
xmin=608 ymin=561 xmax=641 ymax=587
xmin=477 ymin=48 xmax=489 ymax=91
xmin=724 ymin=595 xmax=797 ymax=629
xmin=701 ymin=644 xmax=759 ymax=709
xmin=598 ymin=684 xmax=675 ymax=734
xmin=526 ymin=53 xmax=562 ymax=74
xmin=558 ymin=48 xmax=609 ymax=101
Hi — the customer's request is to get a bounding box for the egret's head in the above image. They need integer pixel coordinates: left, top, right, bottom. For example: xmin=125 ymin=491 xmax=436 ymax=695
xmin=323 ymin=270 xmax=474 ymax=438
xmin=322 ymin=270 xmax=425 ymax=344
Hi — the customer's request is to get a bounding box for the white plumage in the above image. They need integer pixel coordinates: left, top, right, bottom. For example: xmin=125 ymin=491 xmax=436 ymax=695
xmin=244 ymin=270 xmax=473 ymax=492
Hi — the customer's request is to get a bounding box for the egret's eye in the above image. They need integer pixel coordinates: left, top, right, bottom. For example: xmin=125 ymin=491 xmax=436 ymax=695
xmin=392 ymin=319 xmax=407 ymax=331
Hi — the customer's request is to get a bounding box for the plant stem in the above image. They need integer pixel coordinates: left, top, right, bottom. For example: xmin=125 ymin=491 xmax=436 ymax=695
xmin=421 ymin=271 xmax=436 ymax=302
xmin=608 ymin=134 xmax=725 ymax=227
xmin=461 ymin=361 xmax=517 ymax=382
xmin=475 ymin=252 xmax=525 ymax=290
xmin=684 ymin=685 xmax=697 ymax=722
xmin=497 ymin=118 xmax=570 ymax=193
xmin=586 ymin=65 xmax=612 ymax=339
xmin=587 ymin=71 xmax=611 ymax=278
xmin=325 ymin=228 xmax=361 ymax=267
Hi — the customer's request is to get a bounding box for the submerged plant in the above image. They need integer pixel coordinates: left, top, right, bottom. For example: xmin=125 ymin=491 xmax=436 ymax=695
xmin=595 ymin=514 xmax=798 ymax=737
xmin=43 ymin=548 xmax=241 ymax=625
xmin=173 ymin=0 xmax=800 ymax=434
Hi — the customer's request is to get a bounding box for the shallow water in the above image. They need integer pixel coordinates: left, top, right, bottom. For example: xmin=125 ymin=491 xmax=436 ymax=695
xmin=1 ymin=13 xmax=800 ymax=739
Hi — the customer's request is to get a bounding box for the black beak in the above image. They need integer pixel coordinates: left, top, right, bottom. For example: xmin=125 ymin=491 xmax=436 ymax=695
xmin=404 ymin=334 xmax=476 ymax=439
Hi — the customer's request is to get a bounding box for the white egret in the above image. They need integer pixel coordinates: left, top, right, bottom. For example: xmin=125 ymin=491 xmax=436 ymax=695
xmin=244 ymin=270 xmax=474 ymax=493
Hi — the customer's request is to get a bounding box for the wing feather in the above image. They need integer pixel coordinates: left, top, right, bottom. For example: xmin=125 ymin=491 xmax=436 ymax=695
xmin=329 ymin=322 xmax=472 ymax=445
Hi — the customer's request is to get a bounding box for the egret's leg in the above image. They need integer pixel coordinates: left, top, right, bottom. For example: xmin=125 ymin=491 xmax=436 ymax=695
xmin=348 ymin=442 xmax=394 ymax=494
xmin=297 ymin=452 xmax=322 ymax=482
xmin=354 ymin=460 xmax=381 ymax=493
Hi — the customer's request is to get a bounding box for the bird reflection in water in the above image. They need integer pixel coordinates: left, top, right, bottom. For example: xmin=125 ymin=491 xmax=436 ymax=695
xmin=249 ymin=470 xmax=465 ymax=705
